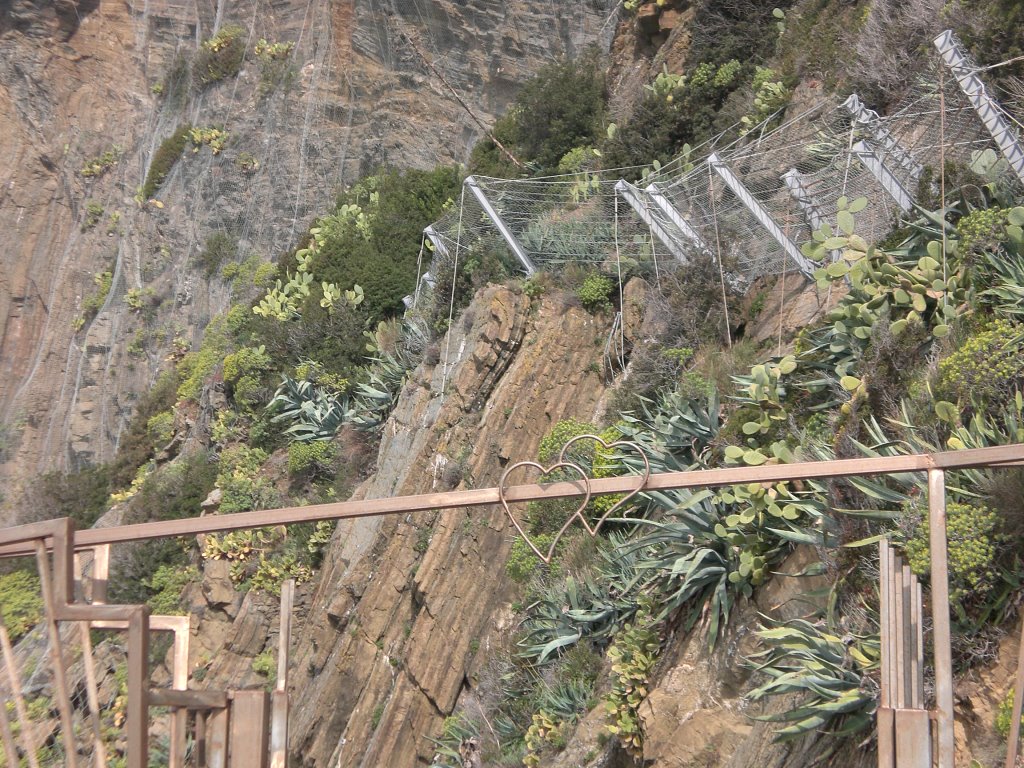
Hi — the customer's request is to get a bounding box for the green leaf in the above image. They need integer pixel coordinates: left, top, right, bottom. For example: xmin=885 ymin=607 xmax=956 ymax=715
xmin=934 ymin=400 xmax=958 ymax=422
xmin=837 ymin=210 xmax=855 ymax=236
xmin=848 ymin=197 xmax=868 ymax=213
xmin=743 ymin=450 xmax=768 ymax=466
xmin=742 ymin=421 xmax=763 ymax=435
xmin=932 ymin=324 xmax=950 ymax=338
xmin=826 ymin=261 xmax=849 ymax=278
xmin=843 ymin=533 xmax=887 ymax=548
xmin=724 ymin=445 xmax=745 ymax=460
xmin=889 ymin=318 xmax=908 ymax=336
xmin=1008 ymin=206 xmax=1024 ymax=226
xmin=823 ymin=237 xmax=848 ymax=250
xmin=840 ymin=375 xmax=861 ymax=391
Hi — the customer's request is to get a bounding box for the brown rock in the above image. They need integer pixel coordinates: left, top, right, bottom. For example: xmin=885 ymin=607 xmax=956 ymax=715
xmin=637 ymin=3 xmax=662 ymax=37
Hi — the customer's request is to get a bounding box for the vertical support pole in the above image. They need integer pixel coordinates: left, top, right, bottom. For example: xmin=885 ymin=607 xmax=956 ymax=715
xmin=0 ymin=680 xmax=19 ymax=768
xmin=0 ymin=622 xmax=39 ymax=768
xmin=167 ymin=618 xmax=190 ymax=768
xmin=464 ymin=176 xmax=536 ymax=275
xmin=782 ymin=169 xmax=828 ymax=233
xmin=894 ymin=558 xmax=907 ymax=708
xmin=125 ymin=607 xmax=150 ymax=768
xmin=229 ymin=691 xmax=270 ymax=768
xmin=270 ymin=580 xmax=295 ymax=768
xmin=34 ymin=540 xmax=79 ymax=768
xmin=1006 ymin=617 xmax=1024 ymax=768
xmin=852 ymin=141 xmax=916 ymax=213
xmin=707 ymin=153 xmax=818 ymax=278
xmin=208 ymin=708 xmax=230 ymax=768
xmin=934 ymin=31 xmax=1024 ymax=186
xmin=73 ymin=553 xmax=108 ymax=768
xmin=644 ymin=183 xmax=711 ymax=257
xmin=614 ymin=180 xmax=689 ymax=262
xmin=928 ymin=468 xmax=956 ymax=768
xmin=90 ymin=544 xmax=110 ymax=604
xmin=878 ymin=540 xmax=895 ymax=768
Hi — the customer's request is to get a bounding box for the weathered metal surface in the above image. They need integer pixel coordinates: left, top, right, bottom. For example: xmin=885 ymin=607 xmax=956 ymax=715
xmin=34 ymin=540 xmax=79 ymax=768
xmin=928 ymin=468 xmax=955 ymax=768
xmin=464 ymin=176 xmax=536 ymax=274
xmin=270 ymin=580 xmax=294 ymax=768
xmin=228 ymin=690 xmax=270 ymax=768
xmin=126 ymin=607 xmax=150 ymax=768
xmin=1007 ymin=617 xmax=1024 ymax=768
xmin=877 ymin=707 xmax=896 ymax=768
xmin=615 ymin=180 xmax=690 ymax=263
xmin=73 ymin=551 xmax=109 ymax=768
xmin=0 ymin=622 xmax=39 ymax=768
xmin=148 ymin=690 xmax=229 ymax=709
xmin=4 ymin=444 xmax=1023 ymax=556
xmin=708 ymin=152 xmax=817 ymax=277
xmin=894 ymin=709 xmax=932 ymax=768
xmin=207 ymin=708 xmax=230 ymax=768
xmin=851 ymin=140 xmax=916 ymax=213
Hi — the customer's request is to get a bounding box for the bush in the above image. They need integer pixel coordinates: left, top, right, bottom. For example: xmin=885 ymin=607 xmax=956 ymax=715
xmin=80 ymin=146 xmax=122 ymax=178
xmin=110 ymin=370 xmax=180 ymax=490
xmin=469 ymin=53 xmax=606 ymax=176
xmin=936 ymin=318 xmax=1024 ymax=406
xmin=904 ymin=501 xmax=1005 ymax=610
xmin=36 ymin=465 xmax=112 ymax=527
xmin=576 ymin=272 xmax=614 ymax=313
xmin=193 ymin=25 xmax=246 ymax=87
xmin=287 ymin=440 xmax=336 ymax=478
xmin=604 ymin=610 xmax=659 ymax=758
xmin=216 ymin=445 xmax=276 ymax=513
xmin=996 ymin=687 xmax=1024 ymax=740
xmin=145 ymin=564 xmax=199 ymax=615
xmin=0 ymin=570 xmax=43 ymax=641
xmin=141 ymin=124 xmax=191 ymax=201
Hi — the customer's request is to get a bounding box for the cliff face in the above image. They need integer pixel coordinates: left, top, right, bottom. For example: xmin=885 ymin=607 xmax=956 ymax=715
xmin=0 ymin=0 xmax=614 ymax=518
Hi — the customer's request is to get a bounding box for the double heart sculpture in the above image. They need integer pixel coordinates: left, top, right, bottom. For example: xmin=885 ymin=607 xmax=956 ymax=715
xmin=497 ymin=434 xmax=651 ymax=563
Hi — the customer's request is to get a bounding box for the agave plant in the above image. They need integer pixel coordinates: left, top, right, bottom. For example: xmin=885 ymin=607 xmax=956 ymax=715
xmin=746 ymin=615 xmax=879 ymax=741
xmin=267 ymin=376 xmax=351 ymax=442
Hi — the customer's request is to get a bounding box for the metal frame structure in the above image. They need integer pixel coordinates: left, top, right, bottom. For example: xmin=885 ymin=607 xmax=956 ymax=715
xmin=934 ymin=30 xmax=1024 ymax=186
xmin=644 ymin=183 xmax=712 ymax=256
xmin=613 ymin=179 xmax=690 ymax=262
xmin=851 ymin=140 xmax=917 ymax=213
xmin=707 ymin=153 xmax=818 ymax=278
xmin=2 ymin=446 xmax=1024 ymax=766
xmin=463 ymin=176 xmax=536 ymax=275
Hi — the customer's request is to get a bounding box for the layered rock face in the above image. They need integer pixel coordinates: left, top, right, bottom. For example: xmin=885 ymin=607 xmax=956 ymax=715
xmin=0 ymin=0 xmax=614 ymax=518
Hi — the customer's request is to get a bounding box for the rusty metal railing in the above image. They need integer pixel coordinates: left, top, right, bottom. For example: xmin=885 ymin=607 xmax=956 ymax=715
xmin=1 ymin=444 xmax=1024 ymax=766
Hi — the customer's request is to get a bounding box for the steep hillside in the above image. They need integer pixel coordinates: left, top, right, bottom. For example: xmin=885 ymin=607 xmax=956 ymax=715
xmin=0 ymin=0 xmax=614 ymax=519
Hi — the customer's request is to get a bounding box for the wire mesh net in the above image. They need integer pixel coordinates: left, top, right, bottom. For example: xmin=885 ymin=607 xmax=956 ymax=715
xmin=422 ymin=51 xmax=1022 ymax=299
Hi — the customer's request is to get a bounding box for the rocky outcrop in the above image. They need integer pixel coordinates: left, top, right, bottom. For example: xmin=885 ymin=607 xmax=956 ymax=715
xmin=186 ymin=285 xmax=613 ymax=767
xmin=0 ymin=0 xmax=615 ymax=521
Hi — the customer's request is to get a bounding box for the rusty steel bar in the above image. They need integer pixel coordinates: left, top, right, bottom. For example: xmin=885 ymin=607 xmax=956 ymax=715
xmin=1007 ymin=617 xmax=1024 ymax=768
xmin=0 ymin=685 xmax=18 ymax=768
xmin=125 ymin=607 xmax=150 ymax=768
xmin=3 ymin=444 xmax=1023 ymax=558
xmin=229 ymin=690 xmax=270 ymax=768
xmin=34 ymin=540 xmax=80 ymax=768
xmin=73 ymin=552 xmax=108 ymax=768
xmin=148 ymin=690 xmax=228 ymax=709
xmin=894 ymin=709 xmax=932 ymax=767
xmin=878 ymin=541 xmax=895 ymax=768
xmin=0 ymin=622 xmax=39 ymax=768
xmin=168 ymin=615 xmax=190 ymax=768
xmin=928 ymin=468 xmax=955 ymax=768
xmin=270 ymin=580 xmax=294 ymax=767
xmin=894 ymin=557 xmax=907 ymax=709
xmin=208 ymin=707 xmax=229 ymax=768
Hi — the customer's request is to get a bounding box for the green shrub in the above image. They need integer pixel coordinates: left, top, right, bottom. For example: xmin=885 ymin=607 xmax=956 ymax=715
xmin=936 ymin=318 xmax=1024 ymax=405
xmin=576 ymin=272 xmax=614 ymax=313
xmin=996 ymin=687 xmax=1024 ymax=740
xmin=176 ymin=315 xmax=232 ymax=402
xmin=506 ymin=535 xmax=554 ymax=583
xmin=188 ymin=126 xmax=229 ymax=154
xmin=141 ymin=124 xmax=191 ymax=200
xmin=216 ymin=445 xmax=275 ymax=513
xmin=0 ymin=570 xmax=43 ymax=641
xmin=538 ymin=418 xmax=600 ymax=464
xmin=79 ymin=270 xmax=113 ymax=325
xmin=37 ymin=465 xmax=112 ymax=527
xmin=287 ymin=440 xmax=336 ymax=477
xmin=110 ymin=370 xmax=180 ymax=490
xmin=145 ymin=564 xmax=199 ymax=615
xmin=80 ymin=146 xmax=122 ymax=178
xmin=255 ymin=38 xmax=296 ymax=94
xmin=469 ymin=53 xmax=606 ymax=176
xmin=252 ymin=649 xmax=277 ymax=688
xmin=604 ymin=610 xmax=659 ymax=758
xmin=904 ymin=501 xmax=1005 ymax=607
xmin=82 ymin=201 xmax=104 ymax=231
xmin=146 ymin=410 xmax=175 ymax=451
xmin=193 ymin=25 xmax=246 ymax=87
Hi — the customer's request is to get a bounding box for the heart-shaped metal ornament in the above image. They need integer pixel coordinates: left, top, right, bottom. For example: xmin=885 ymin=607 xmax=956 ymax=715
xmin=498 ymin=460 xmax=591 ymax=564
xmin=557 ymin=434 xmax=651 ymax=536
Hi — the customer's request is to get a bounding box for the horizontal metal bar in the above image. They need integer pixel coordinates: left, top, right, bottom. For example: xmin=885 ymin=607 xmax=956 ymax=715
xmin=1 ymin=444 xmax=1023 ymax=556
xmin=149 ymin=690 xmax=228 ymax=709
